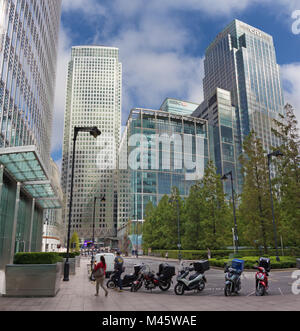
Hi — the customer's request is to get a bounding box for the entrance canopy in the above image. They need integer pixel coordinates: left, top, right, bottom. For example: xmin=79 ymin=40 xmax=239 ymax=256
xmin=0 ymin=146 xmax=62 ymax=209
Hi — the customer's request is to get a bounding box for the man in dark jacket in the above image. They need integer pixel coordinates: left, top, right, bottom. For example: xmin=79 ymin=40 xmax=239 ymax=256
xmin=114 ymin=251 xmax=124 ymax=292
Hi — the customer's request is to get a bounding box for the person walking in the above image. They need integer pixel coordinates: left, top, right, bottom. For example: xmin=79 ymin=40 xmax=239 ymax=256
xmin=114 ymin=251 xmax=124 ymax=292
xmin=93 ymin=256 xmax=108 ymax=297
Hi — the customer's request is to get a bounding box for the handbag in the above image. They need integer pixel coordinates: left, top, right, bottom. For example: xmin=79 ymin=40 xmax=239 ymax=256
xmin=93 ymin=266 xmax=104 ymax=278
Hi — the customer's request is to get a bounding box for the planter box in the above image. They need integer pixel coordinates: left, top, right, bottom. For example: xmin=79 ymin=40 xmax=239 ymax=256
xmin=62 ymin=258 xmax=76 ymax=275
xmin=5 ymin=262 xmax=62 ymax=297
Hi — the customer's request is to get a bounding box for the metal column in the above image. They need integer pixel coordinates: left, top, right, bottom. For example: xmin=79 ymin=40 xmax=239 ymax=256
xmin=28 ymin=198 xmax=36 ymax=253
xmin=10 ymin=182 xmax=21 ymax=263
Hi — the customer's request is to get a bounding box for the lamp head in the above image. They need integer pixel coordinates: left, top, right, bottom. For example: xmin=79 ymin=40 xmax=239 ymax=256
xmin=273 ymin=150 xmax=284 ymax=157
xmin=221 ymin=174 xmax=228 ymax=181
xmin=89 ymin=127 xmax=101 ymax=138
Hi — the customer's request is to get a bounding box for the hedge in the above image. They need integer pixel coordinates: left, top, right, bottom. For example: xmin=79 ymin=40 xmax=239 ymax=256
xmin=209 ymin=256 xmax=297 ymax=270
xmin=58 ymin=252 xmax=80 ymax=258
xmin=150 ymin=248 xmax=300 ymax=260
xmin=13 ymin=253 xmax=64 ymax=265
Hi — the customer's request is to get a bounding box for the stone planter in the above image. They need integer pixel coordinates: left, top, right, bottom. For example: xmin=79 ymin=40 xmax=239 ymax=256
xmin=62 ymin=258 xmax=76 ymax=275
xmin=5 ymin=262 xmax=62 ymax=297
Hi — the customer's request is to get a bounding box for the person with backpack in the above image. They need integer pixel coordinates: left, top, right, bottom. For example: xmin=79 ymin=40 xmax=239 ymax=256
xmin=114 ymin=251 xmax=124 ymax=292
xmin=93 ymin=255 xmax=108 ymax=297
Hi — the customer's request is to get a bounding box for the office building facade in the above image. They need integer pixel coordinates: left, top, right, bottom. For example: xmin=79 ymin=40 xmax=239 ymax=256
xmin=160 ymin=98 xmax=199 ymax=116
xmin=61 ymin=46 xmax=122 ymax=245
xmin=0 ymin=0 xmax=62 ymax=268
xmin=118 ymin=108 xmax=209 ymax=229
xmin=193 ymin=88 xmax=241 ymax=195
xmin=201 ymin=19 xmax=284 ymax=153
xmin=0 ymin=0 xmax=62 ymax=166
xmin=193 ymin=19 xmax=285 ymax=194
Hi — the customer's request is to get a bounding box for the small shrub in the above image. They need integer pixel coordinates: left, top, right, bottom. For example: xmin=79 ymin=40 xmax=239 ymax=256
xmin=13 ymin=253 xmax=63 ymax=265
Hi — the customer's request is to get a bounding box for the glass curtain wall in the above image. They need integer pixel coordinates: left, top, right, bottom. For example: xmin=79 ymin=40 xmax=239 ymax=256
xmin=126 ymin=109 xmax=209 ymax=221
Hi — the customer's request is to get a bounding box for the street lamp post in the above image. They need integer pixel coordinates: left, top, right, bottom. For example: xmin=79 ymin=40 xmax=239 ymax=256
xmin=169 ymin=197 xmax=182 ymax=262
xmin=267 ymin=150 xmax=283 ymax=262
xmin=63 ymin=126 xmax=101 ymax=282
xmin=221 ymin=171 xmax=238 ymax=253
xmin=91 ymin=195 xmax=106 ymax=270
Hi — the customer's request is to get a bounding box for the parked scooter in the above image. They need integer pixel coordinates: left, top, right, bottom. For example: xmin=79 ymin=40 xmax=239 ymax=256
xmin=254 ymin=257 xmax=270 ymax=296
xmin=106 ymin=263 xmax=145 ymax=289
xmin=174 ymin=261 xmax=209 ymax=296
xmin=131 ymin=263 xmax=175 ymax=292
xmin=224 ymin=259 xmax=244 ymax=296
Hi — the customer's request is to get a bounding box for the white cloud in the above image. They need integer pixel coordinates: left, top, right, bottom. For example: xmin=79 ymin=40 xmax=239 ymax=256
xmin=281 ymin=63 xmax=300 ymax=125
xmin=91 ymin=5 xmax=205 ymax=118
xmin=62 ymin=0 xmax=106 ymax=16
xmin=52 ymin=0 xmax=300 ymax=159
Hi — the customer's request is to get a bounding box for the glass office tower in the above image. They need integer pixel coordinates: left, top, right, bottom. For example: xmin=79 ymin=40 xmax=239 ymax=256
xmin=0 ymin=0 xmax=62 ymax=166
xmin=61 ymin=46 xmax=122 ymax=245
xmin=0 ymin=0 xmax=62 ymax=268
xmin=193 ymin=88 xmax=241 ymax=195
xmin=118 ymin=108 xmax=209 ymax=228
xmin=202 ymin=19 xmax=284 ymax=153
xmin=192 ymin=19 xmax=285 ymax=195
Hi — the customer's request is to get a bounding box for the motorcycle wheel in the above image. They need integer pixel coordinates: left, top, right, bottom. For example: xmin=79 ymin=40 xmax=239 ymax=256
xmin=197 ymin=280 xmax=206 ymax=292
xmin=224 ymin=284 xmax=232 ymax=297
xmin=131 ymin=281 xmax=142 ymax=292
xmin=106 ymin=280 xmax=116 ymax=289
xmin=159 ymin=281 xmax=171 ymax=292
xmin=256 ymin=284 xmax=265 ymax=296
xmin=174 ymin=283 xmax=185 ymax=296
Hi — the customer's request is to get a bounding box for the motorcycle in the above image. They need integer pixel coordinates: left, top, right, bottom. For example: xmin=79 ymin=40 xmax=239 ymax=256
xmin=106 ymin=263 xmax=145 ymax=289
xmin=224 ymin=259 xmax=244 ymax=296
xmin=131 ymin=263 xmax=175 ymax=292
xmin=174 ymin=261 xmax=209 ymax=296
xmin=254 ymin=257 xmax=270 ymax=296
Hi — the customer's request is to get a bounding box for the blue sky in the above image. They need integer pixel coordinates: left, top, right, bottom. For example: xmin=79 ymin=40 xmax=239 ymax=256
xmin=51 ymin=0 xmax=300 ymax=167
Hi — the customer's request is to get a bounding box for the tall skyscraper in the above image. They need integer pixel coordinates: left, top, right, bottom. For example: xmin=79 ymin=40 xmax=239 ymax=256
xmin=0 ymin=0 xmax=62 ymax=268
xmin=0 ymin=0 xmax=62 ymax=166
xmin=61 ymin=46 xmax=122 ymax=245
xmin=202 ymin=19 xmax=284 ymax=152
xmin=193 ymin=19 xmax=285 ymax=194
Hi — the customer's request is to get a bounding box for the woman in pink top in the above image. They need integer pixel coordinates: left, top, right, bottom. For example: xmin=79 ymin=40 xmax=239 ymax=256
xmin=93 ymin=255 xmax=108 ymax=297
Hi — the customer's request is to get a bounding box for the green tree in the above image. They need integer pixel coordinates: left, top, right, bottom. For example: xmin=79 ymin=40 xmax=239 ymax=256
xmin=272 ymin=104 xmax=300 ymax=246
xmin=70 ymin=232 xmax=80 ymax=252
xmin=142 ymin=201 xmax=157 ymax=251
xmin=182 ymin=161 xmax=231 ymax=250
xmin=238 ymin=132 xmax=274 ymax=253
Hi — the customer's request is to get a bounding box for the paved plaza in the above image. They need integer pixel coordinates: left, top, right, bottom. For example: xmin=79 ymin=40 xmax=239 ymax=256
xmin=0 ymin=256 xmax=299 ymax=311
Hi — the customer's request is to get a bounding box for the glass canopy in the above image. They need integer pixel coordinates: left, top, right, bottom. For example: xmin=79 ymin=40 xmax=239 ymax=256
xmin=0 ymin=146 xmax=62 ymax=209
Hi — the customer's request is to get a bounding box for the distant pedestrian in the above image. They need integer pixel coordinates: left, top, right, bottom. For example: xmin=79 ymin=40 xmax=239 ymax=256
xmin=165 ymin=251 xmax=169 ymax=260
xmin=114 ymin=251 xmax=124 ymax=292
xmin=93 ymin=256 xmax=108 ymax=297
